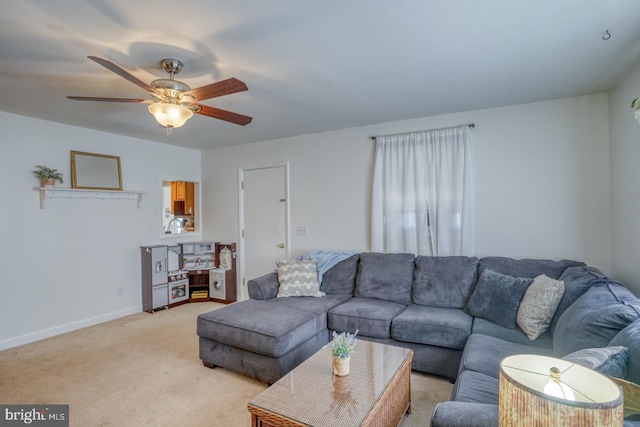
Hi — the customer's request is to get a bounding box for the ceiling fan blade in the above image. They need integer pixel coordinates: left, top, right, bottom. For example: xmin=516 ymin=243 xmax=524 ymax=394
xmin=87 ymin=56 xmax=154 ymax=93
xmin=186 ymin=78 xmax=248 ymax=101
xmin=195 ymin=104 xmax=252 ymax=126
xmin=67 ymin=96 xmax=149 ymax=103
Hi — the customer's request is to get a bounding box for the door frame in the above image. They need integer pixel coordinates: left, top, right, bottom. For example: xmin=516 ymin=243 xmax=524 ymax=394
xmin=238 ymin=162 xmax=290 ymax=301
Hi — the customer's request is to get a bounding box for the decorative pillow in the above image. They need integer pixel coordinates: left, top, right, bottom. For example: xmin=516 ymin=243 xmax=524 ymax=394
xmin=517 ymin=275 xmax=565 ymax=340
xmin=562 ymin=346 xmax=629 ymax=379
xmin=553 ymin=282 xmax=640 ymax=356
xmin=465 ymin=268 xmax=533 ymax=329
xmin=276 ymin=259 xmax=324 ymax=297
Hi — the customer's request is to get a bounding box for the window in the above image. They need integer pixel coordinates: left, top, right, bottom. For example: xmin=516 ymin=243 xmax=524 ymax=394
xmin=371 ymin=125 xmax=472 ymax=256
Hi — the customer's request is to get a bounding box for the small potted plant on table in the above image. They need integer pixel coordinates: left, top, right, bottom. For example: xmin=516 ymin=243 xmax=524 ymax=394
xmin=33 ymin=165 xmax=64 ymax=187
xmin=329 ymin=329 xmax=358 ymax=376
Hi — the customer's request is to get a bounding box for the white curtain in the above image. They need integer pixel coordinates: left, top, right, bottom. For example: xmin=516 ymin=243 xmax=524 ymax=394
xmin=371 ymin=125 xmax=472 ymax=256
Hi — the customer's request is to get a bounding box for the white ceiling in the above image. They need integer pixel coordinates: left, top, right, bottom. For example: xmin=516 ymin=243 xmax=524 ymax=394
xmin=1 ymin=1 xmax=639 ymax=150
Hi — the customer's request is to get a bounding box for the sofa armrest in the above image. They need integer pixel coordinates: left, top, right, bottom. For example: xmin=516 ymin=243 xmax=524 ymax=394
xmin=431 ymin=402 xmax=498 ymax=427
xmin=247 ymin=272 xmax=279 ymax=300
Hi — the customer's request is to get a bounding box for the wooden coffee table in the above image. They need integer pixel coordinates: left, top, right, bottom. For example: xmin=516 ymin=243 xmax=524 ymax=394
xmin=248 ymin=340 xmax=413 ymax=426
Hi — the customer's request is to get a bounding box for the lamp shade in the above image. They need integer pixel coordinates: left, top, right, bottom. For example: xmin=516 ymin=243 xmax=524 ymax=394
xmin=148 ymin=102 xmax=193 ymax=128
xmin=499 ymin=354 xmax=623 ymax=427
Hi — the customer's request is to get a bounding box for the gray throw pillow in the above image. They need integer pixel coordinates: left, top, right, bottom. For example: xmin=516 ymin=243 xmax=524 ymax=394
xmin=517 ymin=275 xmax=565 ymax=340
xmin=562 ymin=346 xmax=629 ymax=379
xmin=465 ymin=268 xmax=533 ymax=329
xmin=276 ymin=259 xmax=324 ymax=297
xmin=553 ymin=282 xmax=640 ymax=356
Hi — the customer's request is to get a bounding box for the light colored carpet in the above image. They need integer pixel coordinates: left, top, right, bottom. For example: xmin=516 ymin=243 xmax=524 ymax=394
xmin=0 ymin=302 xmax=453 ymax=426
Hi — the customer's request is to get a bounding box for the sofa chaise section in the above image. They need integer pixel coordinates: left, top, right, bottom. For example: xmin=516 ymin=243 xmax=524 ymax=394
xmin=197 ymin=294 xmax=351 ymax=384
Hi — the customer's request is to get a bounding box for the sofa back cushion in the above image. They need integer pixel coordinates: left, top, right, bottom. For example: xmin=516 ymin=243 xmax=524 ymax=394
xmin=479 ymin=257 xmax=585 ymax=280
xmin=355 ymin=252 xmax=414 ymax=304
xmin=550 ymin=265 xmax=607 ymax=335
xmin=553 ymin=282 xmax=640 ymax=356
xmin=320 ymin=254 xmax=360 ymax=295
xmin=413 ymin=256 xmax=479 ymax=308
xmin=609 ymin=318 xmax=640 ymax=384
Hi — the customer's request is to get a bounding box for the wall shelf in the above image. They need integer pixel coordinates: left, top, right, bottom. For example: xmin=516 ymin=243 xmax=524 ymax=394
xmin=36 ymin=187 xmax=145 ymax=209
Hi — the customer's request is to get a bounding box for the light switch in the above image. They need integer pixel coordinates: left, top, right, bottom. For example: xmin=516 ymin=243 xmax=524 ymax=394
xmin=296 ymin=225 xmax=309 ymax=236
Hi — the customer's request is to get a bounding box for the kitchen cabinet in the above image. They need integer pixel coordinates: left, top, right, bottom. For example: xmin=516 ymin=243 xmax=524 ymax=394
xmin=171 ymin=181 xmax=194 ymax=215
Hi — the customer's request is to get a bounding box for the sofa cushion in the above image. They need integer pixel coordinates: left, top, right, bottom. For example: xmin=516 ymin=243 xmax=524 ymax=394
xmin=517 ymin=274 xmax=565 ymax=340
xmin=465 ymin=268 xmax=533 ymax=329
xmin=610 ymin=318 xmax=640 ymax=384
xmin=320 ymin=254 xmax=359 ymax=295
xmin=328 ymin=297 xmax=406 ymax=339
xmin=354 ymin=252 xmax=414 ymax=304
xmin=391 ymin=305 xmax=472 ymax=350
xmin=479 ymin=257 xmax=585 ymax=280
xmin=197 ymin=295 xmax=350 ymax=358
xmin=459 ymin=333 xmax=554 ymax=378
xmin=553 ymin=282 xmax=640 ymax=356
xmin=276 ymin=259 xmax=324 ymax=297
xmin=550 ymin=265 xmax=607 ymax=334
xmin=412 ymin=256 xmax=479 ymax=308
xmin=451 ymin=369 xmax=500 ymax=404
xmin=562 ymin=346 xmax=629 ymax=379
xmin=471 ymin=318 xmax=554 ymax=349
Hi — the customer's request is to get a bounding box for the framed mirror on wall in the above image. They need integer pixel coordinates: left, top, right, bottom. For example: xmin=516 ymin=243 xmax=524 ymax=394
xmin=161 ymin=179 xmax=200 ymax=235
xmin=71 ymin=151 xmax=122 ymax=190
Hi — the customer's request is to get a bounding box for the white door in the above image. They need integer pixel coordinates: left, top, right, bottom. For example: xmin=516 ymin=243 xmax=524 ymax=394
xmin=240 ymin=164 xmax=288 ymax=300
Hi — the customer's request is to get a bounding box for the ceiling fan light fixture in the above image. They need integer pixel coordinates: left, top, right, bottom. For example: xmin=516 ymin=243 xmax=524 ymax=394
xmin=148 ymin=102 xmax=193 ymax=129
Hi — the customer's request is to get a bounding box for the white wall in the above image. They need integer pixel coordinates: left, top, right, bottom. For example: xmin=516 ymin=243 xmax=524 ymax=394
xmin=0 ymin=112 xmax=201 ymax=349
xmin=610 ymin=57 xmax=640 ymax=296
xmin=202 ymin=94 xmax=612 ymax=292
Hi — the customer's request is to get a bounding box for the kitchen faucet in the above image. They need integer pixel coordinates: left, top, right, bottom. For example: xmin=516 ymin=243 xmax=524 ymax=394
xmin=165 ymin=218 xmax=183 ymax=234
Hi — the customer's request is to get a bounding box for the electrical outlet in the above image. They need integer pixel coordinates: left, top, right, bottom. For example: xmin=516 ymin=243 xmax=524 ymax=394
xmin=296 ymin=225 xmax=309 ymax=236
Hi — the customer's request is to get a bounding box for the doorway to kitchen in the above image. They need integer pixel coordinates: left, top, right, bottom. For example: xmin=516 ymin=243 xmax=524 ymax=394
xmin=239 ymin=163 xmax=289 ymax=300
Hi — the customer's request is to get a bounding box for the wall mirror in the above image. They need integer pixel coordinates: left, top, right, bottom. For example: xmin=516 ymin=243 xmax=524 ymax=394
xmin=161 ymin=180 xmax=200 ymax=234
xmin=71 ymin=151 xmax=122 ymax=190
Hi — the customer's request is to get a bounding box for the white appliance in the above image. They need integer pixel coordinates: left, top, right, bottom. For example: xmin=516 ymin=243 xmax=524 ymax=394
xmin=209 ymin=268 xmax=226 ymax=300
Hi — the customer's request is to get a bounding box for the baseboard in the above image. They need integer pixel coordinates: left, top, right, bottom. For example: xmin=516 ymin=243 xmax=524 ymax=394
xmin=0 ymin=305 xmax=142 ymax=351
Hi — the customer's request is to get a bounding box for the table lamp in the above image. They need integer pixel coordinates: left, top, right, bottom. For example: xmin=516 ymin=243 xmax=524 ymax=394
xmin=499 ymin=354 xmax=624 ymax=426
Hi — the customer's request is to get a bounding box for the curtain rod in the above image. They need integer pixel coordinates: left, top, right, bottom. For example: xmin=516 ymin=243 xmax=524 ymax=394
xmin=370 ymin=123 xmax=475 ymax=140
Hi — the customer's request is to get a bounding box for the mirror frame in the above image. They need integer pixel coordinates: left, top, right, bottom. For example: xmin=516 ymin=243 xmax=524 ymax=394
xmin=71 ymin=151 xmax=123 ymax=190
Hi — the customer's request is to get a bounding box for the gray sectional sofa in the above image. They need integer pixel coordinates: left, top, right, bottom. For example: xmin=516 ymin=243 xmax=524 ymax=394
xmin=196 ymin=252 xmax=640 ymax=425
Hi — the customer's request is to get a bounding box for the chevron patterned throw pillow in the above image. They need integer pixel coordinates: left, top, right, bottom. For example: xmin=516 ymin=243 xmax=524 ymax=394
xmin=276 ymin=259 xmax=324 ymax=297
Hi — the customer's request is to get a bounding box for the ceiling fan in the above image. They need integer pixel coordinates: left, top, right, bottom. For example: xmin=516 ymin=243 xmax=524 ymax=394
xmin=67 ymin=56 xmax=252 ymax=132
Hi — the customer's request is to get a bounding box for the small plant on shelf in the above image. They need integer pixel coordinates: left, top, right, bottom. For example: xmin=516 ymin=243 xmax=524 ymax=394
xmin=329 ymin=329 xmax=358 ymax=359
xmin=33 ymin=165 xmax=64 ymax=185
